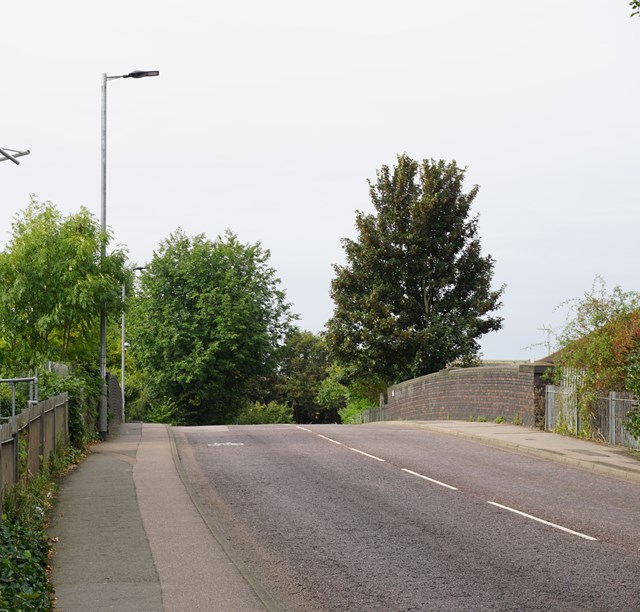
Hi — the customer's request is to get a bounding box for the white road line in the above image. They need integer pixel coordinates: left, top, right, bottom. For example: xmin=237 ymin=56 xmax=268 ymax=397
xmin=296 ymin=426 xmax=313 ymax=432
xmin=318 ymin=434 xmax=342 ymax=445
xmin=401 ymin=468 xmax=459 ymax=491
xmin=487 ymin=501 xmax=597 ymax=541
xmin=348 ymin=447 xmax=386 ymax=462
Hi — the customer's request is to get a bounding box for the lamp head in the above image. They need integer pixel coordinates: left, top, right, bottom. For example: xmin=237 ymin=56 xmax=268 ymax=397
xmin=124 ymin=70 xmax=160 ymax=79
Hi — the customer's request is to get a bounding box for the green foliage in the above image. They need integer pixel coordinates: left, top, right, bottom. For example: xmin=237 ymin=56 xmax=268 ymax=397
xmin=338 ymin=396 xmax=374 ymax=424
xmin=145 ymin=397 xmax=181 ymax=425
xmin=267 ymin=330 xmax=330 ymax=419
xmin=316 ymin=364 xmax=349 ymax=411
xmin=0 ymin=442 xmax=83 ymax=611
xmin=0 ymin=514 xmax=52 ymax=610
xmin=0 ymin=198 xmax=129 ymax=372
xmin=555 ymin=278 xmax=640 ymax=433
xmin=495 ymin=416 xmax=504 ymax=424
xmin=624 ymin=408 xmax=640 ymax=441
xmin=326 ymin=154 xmax=503 ymax=390
xmin=631 ymin=1 xmax=640 ymax=17
xmin=39 ymin=368 xmax=101 ymax=447
xmin=129 ymin=229 xmax=295 ymax=425
xmin=554 ymin=278 xmax=640 ymax=438
xmin=235 ymin=401 xmax=294 ymax=424
xmin=623 ymin=344 xmax=640 ymax=440
xmin=477 ymin=415 xmax=487 ymax=423
xmin=512 ymin=415 xmax=523 ymax=426
xmin=316 ymin=364 xmax=376 ymax=424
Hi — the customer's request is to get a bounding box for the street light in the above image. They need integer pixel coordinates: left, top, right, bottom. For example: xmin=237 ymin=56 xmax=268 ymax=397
xmin=100 ymin=69 xmax=159 ymax=440
xmin=121 ymin=266 xmax=147 ymax=423
xmin=0 ymin=147 xmax=30 ymax=165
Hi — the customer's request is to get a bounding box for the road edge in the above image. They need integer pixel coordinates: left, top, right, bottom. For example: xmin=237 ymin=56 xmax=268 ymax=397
xmin=165 ymin=425 xmax=283 ymax=612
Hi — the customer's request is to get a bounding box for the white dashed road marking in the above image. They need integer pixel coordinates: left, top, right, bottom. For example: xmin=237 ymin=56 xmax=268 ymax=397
xmin=487 ymin=501 xmax=597 ymax=541
xmin=401 ymin=468 xmax=459 ymax=491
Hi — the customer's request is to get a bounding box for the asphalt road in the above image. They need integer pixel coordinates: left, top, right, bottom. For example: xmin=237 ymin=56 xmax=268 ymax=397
xmin=173 ymin=423 xmax=640 ymax=612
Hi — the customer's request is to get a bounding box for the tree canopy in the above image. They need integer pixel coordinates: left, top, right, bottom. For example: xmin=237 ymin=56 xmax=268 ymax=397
xmin=326 ymin=154 xmax=503 ymax=390
xmin=270 ymin=329 xmax=331 ymax=422
xmin=128 ymin=229 xmax=296 ymax=424
xmin=0 ymin=198 xmax=128 ymax=372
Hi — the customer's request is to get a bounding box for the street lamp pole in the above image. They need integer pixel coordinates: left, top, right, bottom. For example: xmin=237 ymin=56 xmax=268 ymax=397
xmin=99 ymin=70 xmax=159 ymax=440
xmin=121 ymin=266 xmax=147 ymax=423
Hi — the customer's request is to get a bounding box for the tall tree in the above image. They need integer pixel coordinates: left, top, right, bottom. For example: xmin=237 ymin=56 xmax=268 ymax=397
xmin=326 ymin=154 xmax=503 ymax=390
xmin=271 ymin=329 xmax=330 ymax=421
xmin=128 ymin=229 xmax=295 ymax=424
xmin=0 ymin=198 xmax=128 ymax=372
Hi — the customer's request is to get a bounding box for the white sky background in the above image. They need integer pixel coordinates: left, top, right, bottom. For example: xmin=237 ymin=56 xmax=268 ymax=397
xmin=2 ymin=1 xmax=638 ymax=361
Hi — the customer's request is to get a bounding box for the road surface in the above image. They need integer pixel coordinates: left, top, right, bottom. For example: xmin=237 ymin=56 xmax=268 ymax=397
xmin=173 ymin=423 xmax=640 ymax=611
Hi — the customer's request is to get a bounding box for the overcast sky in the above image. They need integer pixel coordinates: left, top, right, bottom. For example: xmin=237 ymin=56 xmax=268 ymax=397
xmin=2 ymin=1 xmax=639 ymax=361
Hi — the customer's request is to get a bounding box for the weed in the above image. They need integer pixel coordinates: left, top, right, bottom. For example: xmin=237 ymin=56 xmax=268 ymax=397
xmin=512 ymin=415 xmax=523 ymax=426
xmin=477 ymin=416 xmax=487 ymax=423
xmin=495 ymin=416 xmax=505 ymax=424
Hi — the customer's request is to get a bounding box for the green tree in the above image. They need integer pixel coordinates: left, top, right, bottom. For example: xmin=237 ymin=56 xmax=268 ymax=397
xmin=631 ymin=1 xmax=640 ymax=17
xmin=326 ymin=154 xmax=503 ymax=390
xmin=271 ymin=329 xmax=330 ymax=421
xmin=0 ymin=198 xmax=128 ymax=372
xmin=128 ymin=229 xmax=295 ymax=424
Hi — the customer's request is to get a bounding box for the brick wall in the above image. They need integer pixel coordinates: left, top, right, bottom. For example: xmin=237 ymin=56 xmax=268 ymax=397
xmin=383 ymin=364 xmax=549 ymax=427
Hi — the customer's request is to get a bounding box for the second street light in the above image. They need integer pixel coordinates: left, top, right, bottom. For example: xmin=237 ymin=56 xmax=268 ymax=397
xmin=121 ymin=266 xmax=147 ymax=423
xmin=100 ymin=69 xmax=159 ymax=440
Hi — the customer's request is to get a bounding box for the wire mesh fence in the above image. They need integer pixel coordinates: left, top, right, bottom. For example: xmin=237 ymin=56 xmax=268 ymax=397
xmin=545 ymin=385 xmax=640 ymax=450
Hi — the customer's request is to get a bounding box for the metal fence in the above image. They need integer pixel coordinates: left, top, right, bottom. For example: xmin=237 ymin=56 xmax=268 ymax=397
xmin=545 ymin=385 xmax=640 ymax=450
xmin=0 ymin=393 xmax=69 ymax=507
xmin=357 ymin=405 xmax=386 ymax=424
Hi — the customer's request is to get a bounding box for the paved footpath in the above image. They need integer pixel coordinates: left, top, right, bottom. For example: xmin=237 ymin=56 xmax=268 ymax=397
xmin=48 ymin=423 xmax=268 ymax=612
xmin=48 ymin=420 xmax=640 ymax=611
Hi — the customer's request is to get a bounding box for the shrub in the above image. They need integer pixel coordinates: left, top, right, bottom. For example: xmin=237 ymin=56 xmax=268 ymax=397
xmin=144 ymin=397 xmax=181 ymax=425
xmin=235 ymin=401 xmax=294 ymax=425
xmin=39 ymin=369 xmax=100 ymax=447
xmin=338 ymin=396 xmax=374 ymax=424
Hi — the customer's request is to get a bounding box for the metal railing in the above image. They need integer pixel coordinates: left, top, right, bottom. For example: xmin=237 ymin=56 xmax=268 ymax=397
xmin=545 ymin=385 xmax=640 ymax=449
xmin=0 ymin=376 xmax=38 ymax=419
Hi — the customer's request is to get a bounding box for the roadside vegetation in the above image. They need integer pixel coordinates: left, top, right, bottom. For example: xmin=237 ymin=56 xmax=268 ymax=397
xmin=0 ymin=443 xmax=85 ymax=610
xmin=553 ymin=277 xmax=640 ymax=441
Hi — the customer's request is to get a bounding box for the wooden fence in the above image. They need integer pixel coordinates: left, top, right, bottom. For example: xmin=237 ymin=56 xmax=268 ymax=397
xmin=0 ymin=393 xmax=69 ymax=505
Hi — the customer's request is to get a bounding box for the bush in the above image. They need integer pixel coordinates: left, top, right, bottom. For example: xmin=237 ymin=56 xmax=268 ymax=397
xmin=235 ymin=401 xmax=293 ymax=424
xmin=39 ymin=368 xmax=100 ymax=447
xmin=0 ymin=514 xmax=52 ymax=611
xmin=338 ymin=396 xmax=374 ymax=424
xmin=144 ymin=397 xmax=181 ymax=425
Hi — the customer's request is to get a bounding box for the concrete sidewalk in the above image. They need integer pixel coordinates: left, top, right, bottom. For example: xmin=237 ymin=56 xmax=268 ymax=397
xmin=47 ymin=419 xmax=640 ymax=610
xmin=398 ymin=420 xmax=640 ymax=485
xmin=47 ymin=423 xmax=268 ymax=612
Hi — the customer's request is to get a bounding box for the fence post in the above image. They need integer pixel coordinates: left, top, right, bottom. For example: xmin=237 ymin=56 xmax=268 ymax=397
xmin=609 ymin=391 xmax=616 ymax=445
xmin=545 ymin=385 xmax=554 ymax=431
xmin=11 ymin=417 xmax=19 ymax=485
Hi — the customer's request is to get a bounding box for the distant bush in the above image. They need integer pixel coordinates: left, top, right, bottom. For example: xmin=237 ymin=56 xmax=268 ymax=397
xmin=338 ymin=397 xmax=374 ymax=424
xmin=236 ymin=401 xmax=294 ymax=425
xmin=39 ymin=368 xmax=100 ymax=447
xmin=145 ymin=397 xmax=181 ymax=425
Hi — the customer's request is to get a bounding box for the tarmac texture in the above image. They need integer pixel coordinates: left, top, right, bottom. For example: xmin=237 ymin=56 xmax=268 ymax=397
xmin=47 ymin=420 xmax=640 ymax=610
